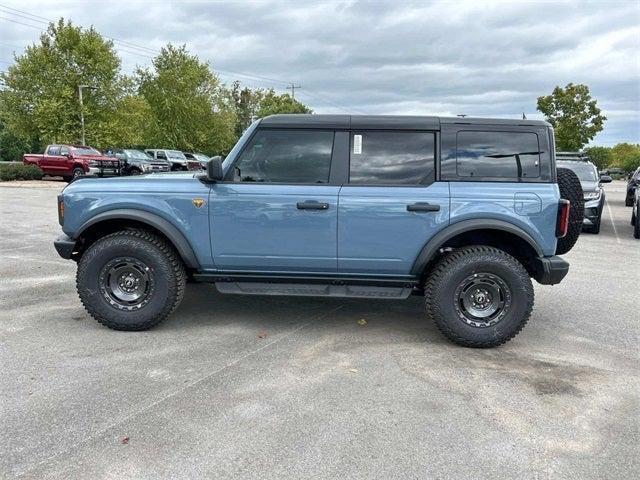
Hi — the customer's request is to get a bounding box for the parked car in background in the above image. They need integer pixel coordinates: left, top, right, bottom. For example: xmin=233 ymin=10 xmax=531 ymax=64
xmin=54 ymin=114 xmax=583 ymax=348
xmin=23 ymin=144 xmax=120 ymax=182
xmin=631 ymin=185 xmax=640 ymax=239
xmin=104 ymin=149 xmax=170 ymax=175
xmin=557 ymin=157 xmax=611 ymax=234
xmin=625 ymin=167 xmax=640 ymax=206
xmin=184 ymin=152 xmax=210 ymax=169
xmin=144 ymin=149 xmax=192 ymax=171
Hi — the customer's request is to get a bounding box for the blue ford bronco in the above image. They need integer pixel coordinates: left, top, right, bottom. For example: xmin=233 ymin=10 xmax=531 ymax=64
xmin=54 ymin=115 xmax=584 ymax=347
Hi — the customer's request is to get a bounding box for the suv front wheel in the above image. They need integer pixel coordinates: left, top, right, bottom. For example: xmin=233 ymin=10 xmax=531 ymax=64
xmin=76 ymin=229 xmax=186 ymax=330
xmin=424 ymin=246 xmax=534 ymax=348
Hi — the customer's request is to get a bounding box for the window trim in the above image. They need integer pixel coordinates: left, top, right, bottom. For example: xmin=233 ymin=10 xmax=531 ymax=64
xmin=455 ymin=129 xmax=542 ymax=181
xmin=347 ymin=129 xmax=438 ymax=187
xmin=222 ymin=127 xmax=340 ymax=186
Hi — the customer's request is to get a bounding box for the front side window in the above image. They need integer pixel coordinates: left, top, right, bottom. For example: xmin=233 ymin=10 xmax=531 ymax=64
xmin=456 ymin=131 xmax=541 ymax=179
xmin=232 ymin=129 xmax=334 ymax=183
xmin=349 ymin=131 xmax=435 ymax=185
xmin=60 ymin=146 xmax=69 ymax=156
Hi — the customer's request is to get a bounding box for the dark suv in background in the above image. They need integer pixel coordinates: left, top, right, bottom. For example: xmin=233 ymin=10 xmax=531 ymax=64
xmin=104 ymin=148 xmax=171 ymax=175
xmin=625 ymin=167 xmax=640 ymax=207
xmin=556 ymin=152 xmax=611 ymax=234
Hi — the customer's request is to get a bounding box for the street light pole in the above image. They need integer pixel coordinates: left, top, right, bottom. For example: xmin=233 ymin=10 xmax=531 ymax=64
xmin=78 ymin=85 xmax=96 ymax=146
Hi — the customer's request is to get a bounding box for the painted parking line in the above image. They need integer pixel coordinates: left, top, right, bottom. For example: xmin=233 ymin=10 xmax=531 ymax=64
xmin=604 ymin=198 xmax=621 ymax=244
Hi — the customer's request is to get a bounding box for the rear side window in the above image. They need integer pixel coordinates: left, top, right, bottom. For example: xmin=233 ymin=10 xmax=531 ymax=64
xmin=232 ymin=129 xmax=334 ymax=184
xmin=349 ymin=131 xmax=435 ymax=185
xmin=456 ymin=131 xmax=541 ymax=179
xmin=47 ymin=145 xmax=60 ymax=156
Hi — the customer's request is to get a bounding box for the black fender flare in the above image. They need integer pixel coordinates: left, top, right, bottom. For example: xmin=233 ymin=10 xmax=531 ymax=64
xmin=410 ymin=219 xmax=543 ymax=276
xmin=75 ymin=209 xmax=200 ymax=269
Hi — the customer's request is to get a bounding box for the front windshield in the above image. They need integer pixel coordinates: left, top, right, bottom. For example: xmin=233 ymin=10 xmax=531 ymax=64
xmin=167 ymin=150 xmax=186 ymax=159
xmin=193 ymin=153 xmax=209 ymax=162
xmin=72 ymin=146 xmax=101 ymax=156
xmin=560 ymin=162 xmax=597 ymax=182
xmin=124 ymin=149 xmax=152 ymax=160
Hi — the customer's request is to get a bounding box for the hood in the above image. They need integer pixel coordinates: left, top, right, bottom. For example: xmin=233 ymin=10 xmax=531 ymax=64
xmin=580 ymin=180 xmax=599 ymax=193
xmin=75 ymin=154 xmax=117 ymax=163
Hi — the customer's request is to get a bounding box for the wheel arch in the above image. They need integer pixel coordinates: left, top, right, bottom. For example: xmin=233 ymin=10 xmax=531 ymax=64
xmin=74 ymin=209 xmax=200 ymax=269
xmin=411 ymin=219 xmax=543 ymax=278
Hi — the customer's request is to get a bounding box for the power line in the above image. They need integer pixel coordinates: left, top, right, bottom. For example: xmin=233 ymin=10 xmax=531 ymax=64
xmin=0 ymin=3 xmax=355 ymax=112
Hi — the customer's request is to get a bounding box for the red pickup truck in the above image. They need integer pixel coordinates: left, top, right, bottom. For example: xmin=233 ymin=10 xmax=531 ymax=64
xmin=23 ymin=144 xmax=120 ymax=181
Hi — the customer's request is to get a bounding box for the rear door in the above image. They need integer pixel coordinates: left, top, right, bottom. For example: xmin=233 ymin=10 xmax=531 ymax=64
xmin=42 ymin=145 xmax=64 ymax=174
xmin=210 ymin=128 xmax=341 ymax=272
xmin=338 ymin=130 xmax=449 ymax=275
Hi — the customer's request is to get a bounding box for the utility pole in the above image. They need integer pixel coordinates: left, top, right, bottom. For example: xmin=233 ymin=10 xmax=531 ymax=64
xmin=288 ymin=83 xmax=301 ymax=100
xmin=78 ymin=85 xmax=96 ymax=146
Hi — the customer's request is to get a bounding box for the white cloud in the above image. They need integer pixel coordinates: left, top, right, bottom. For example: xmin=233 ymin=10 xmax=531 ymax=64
xmin=1 ymin=0 xmax=638 ymax=145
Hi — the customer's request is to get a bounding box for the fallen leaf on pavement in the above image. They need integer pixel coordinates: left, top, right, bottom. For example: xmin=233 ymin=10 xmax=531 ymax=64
xmin=357 ymin=319 xmax=367 ymax=326
xmin=121 ymin=436 xmax=129 ymax=445
xmin=258 ymin=332 xmax=267 ymax=339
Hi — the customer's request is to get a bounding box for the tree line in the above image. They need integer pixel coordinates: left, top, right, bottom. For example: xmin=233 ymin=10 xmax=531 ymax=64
xmin=0 ymin=19 xmax=311 ymax=161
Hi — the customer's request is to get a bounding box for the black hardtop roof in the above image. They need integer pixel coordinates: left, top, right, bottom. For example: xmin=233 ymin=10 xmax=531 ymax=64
xmin=259 ymin=114 xmax=551 ymax=130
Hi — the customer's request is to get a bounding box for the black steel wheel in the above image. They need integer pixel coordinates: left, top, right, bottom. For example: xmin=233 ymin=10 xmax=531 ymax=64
xmin=454 ymin=272 xmax=512 ymax=328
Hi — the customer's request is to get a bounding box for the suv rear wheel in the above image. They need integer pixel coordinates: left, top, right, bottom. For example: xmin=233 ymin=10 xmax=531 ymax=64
xmin=76 ymin=229 xmax=186 ymax=330
xmin=424 ymin=246 xmax=534 ymax=348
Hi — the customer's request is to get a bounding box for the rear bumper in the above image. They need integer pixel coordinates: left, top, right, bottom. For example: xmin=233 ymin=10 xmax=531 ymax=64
xmin=533 ymin=255 xmax=569 ymax=285
xmin=54 ymin=234 xmax=76 ymax=260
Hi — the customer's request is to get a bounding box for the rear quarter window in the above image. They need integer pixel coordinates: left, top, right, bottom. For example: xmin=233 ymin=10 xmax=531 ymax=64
xmin=456 ymin=131 xmax=541 ymax=179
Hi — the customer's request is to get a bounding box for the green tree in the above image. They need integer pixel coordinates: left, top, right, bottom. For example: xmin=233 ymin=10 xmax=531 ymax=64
xmin=584 ymin=146 xmax=612 ymax=170
xmin=610 ymin=143 xmax=640 ymax=172
xmin=537 ymin=83 xmax=606 ymax=151
xmin=0 ymin=19 xmax=125 ymax=149
xmin=229 ymin=81 xmax=265 ymax=138
xmin=137 ymin=44 xmax=236 ymax=155
xmin=256 ymin=90 xmax=312 ymax=118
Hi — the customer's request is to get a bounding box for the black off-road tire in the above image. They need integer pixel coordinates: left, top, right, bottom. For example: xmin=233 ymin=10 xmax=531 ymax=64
xmin=555 ymin=167 xmax=584 ymax=255
xmin=424 ymin=246 xmax=534 ymax=348
xmin=76 ymin=229 xmax=186 ymax=331
xmin=634 ymin=202 xmax=640 ymax=239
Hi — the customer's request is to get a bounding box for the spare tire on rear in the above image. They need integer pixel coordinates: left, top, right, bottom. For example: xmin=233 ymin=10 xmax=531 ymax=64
xmin=555 ymin=167 xmax=584 ymax=255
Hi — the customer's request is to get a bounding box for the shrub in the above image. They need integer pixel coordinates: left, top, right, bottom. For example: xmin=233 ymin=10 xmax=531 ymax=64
xmin=0 ymin=162 xmax=44 ymax=181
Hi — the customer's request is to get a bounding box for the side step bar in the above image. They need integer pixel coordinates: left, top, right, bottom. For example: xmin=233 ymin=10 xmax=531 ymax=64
xmin=192 ymin=272 xmax=420 ymax=299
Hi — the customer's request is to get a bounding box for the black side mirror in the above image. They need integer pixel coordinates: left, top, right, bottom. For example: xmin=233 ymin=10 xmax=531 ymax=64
xmin=599 ymin=175 xmax=612 ymax=183
xmin=205 ymin=156 xmax=224 ymax=182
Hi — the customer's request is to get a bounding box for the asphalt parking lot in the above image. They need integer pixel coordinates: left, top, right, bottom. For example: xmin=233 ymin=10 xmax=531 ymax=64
xmin=1 ymin=181 xmax=638 ymax=480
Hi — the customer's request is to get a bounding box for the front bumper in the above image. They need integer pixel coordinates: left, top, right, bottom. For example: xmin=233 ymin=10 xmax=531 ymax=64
xmin=88 ymin=167 xmax=119 ymax=176
xmin=54 ymin=234 xmax=76 ymax=260
xmin=533 ymin=256 xmax=570 ymax=285
xmin=583 ymin=196 xmax=603 ymax=225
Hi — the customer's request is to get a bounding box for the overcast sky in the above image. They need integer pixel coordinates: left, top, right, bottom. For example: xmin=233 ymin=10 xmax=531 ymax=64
xmin=1 ymin=0 xmax=638 ymax=145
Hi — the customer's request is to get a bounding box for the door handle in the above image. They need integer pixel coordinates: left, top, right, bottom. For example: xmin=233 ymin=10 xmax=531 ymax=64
xmin=406 ymin=202 xmax=440 ymax=212
xmin=297 ymin=201 xmax=329 ymax=210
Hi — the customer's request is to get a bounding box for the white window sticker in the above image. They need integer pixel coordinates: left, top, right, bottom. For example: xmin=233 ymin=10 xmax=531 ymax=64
xmin=353 ymin=134 xmax=362 ymax=155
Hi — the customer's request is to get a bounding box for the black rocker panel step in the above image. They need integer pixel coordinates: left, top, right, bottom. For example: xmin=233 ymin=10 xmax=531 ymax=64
xmin=214 ymin=282 xmax=413 ymax=299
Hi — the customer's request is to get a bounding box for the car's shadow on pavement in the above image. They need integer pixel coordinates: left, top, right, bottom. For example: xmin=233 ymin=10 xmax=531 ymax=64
xmin=165 ymin=283 xmax=446 ymax=345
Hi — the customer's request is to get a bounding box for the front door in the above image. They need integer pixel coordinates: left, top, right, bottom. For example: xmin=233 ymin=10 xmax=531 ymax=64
xmin=338 ymin=130 xmax=450 ymax=275
xmin=210 ymin=128 xmax=340 ymax=272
